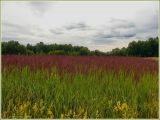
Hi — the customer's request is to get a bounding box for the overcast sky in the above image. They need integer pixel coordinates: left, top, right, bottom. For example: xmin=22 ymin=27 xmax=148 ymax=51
xmin=1 ymin=1 xmax=158 ymax=51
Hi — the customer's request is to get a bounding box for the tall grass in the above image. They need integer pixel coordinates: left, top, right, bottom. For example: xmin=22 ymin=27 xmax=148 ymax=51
xmin=2 ymin=66 xmax=158 ymax=118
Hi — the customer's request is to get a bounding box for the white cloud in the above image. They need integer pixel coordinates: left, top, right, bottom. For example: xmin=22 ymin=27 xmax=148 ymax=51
xmin=1 ymin=1 xmax=158 ymax=51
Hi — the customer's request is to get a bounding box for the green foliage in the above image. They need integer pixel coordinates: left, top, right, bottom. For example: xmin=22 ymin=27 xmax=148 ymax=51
xmin=2 ymin=41 xmax=106 ymax=56
xmin=94 ymin=50 xmax=106 ymax=56
xmin=53 ymin=50 xmax=65 ymax=55
xmin=1 ymin=37 xmax=159 ymax=57
xmin=2 ymin=67 xmax=158 ymax=118
xmin=2 ymin=41 xmax=27 ymax=55
xmin=109 ymin=37 xmax=159 ymax=57
xmin=79 ymin=47 xmax=90 ymax=55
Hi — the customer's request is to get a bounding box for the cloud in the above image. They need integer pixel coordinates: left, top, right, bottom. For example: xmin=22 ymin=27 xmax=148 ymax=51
xmin=3 ymin=22 xmax=22 ymax=28
xmin=85 ymin=19 xmax=136 ymax=44
xmin=133 ymin=9 xmax=158 ymax=39
xmin=95 ymin=32 xmax=136 ymax=39
xmin=2 ymin=21 xmax=45 ymax=35
xmin=109 ymin=18 xmax=135 ymax=29
xmin=91 ymin=19 xmax=137 ymax=44
xmin=2 ymin=22 xmax=35 ymax=36
xmin=93 ymin=38 xmax=116 ymax=45
xmin=64 ymin=22 xmax=90 ymax=30
xmin=2 ymin=21 xmax=50 ymax=44
xmin=93 ymin=31 xmax=136 ymax=45
xmin=2 ymin=1 xmax=158 ymax=51
xmin=29 ymin=2 xmax=50 ymax=16
xmin=49 ymin=28 xmax=64 ymax=35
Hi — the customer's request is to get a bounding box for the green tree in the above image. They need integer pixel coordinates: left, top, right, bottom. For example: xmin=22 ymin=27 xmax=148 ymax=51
xmin=79 ymin=47 xmax=90 ymax=55
xmin=2 ymin=41 xmax=27 ymax=55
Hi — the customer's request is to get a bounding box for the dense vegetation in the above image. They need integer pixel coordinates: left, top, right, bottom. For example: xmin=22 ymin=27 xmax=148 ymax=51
xmin=109 ymin=37 xmax=159 ymax=57
xmin=2 ymin=55 xmax=158 ymax=118
xmin=2 ymin=37 xmax=159 ymax=57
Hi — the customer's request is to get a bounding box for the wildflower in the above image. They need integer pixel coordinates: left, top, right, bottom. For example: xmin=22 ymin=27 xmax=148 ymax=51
xmin=79 ymin=107 xmax=84 ymax=116
xmin=117 ymin=101 xmax=121 ymax=110
xmin=40 ymin=106 xmax=45 ymax=114
xmin=96 ymin=110 xmax=101 ymax=118
xmin=47 ymin=109 xmax=53 ymax=118
xmin=113 ymin=101 xmax=132 ymax=118
xmin=121 ymin=103 xmax=128 ymax=111
xmin=24 ymin=112 xmax=27 ymax=118
xmin=83 ymin=111 xmax=87 ymax=119
xmin=60 ymin=113 xmax=64 ymax=119
xmin=23 ymin=103 xmax=28 ymax=111
xmin=122 ymin=112 xmax=127 ymax=118
xmin=47 ymin=110 xmax=53 ymax=115
xmin=69 ymin=109 xmax=72 ymax=116
xmin=73 ymin=111 xmax=76 ymax=118
xmin=19 ymin=105 xmax=24 ymax=112
xmin=113 ymin=106 xmax=118 ymax=112
xmin=32 ymin=103 xmax=38 ymax=113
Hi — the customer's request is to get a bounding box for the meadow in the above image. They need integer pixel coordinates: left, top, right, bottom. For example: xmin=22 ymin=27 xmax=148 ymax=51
xmin=2 ymin=55 xmax=159 ymax=118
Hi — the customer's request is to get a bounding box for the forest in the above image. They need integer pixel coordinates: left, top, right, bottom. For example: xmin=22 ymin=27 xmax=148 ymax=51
xmin=2 ymin=37 xmax=159 ymax=57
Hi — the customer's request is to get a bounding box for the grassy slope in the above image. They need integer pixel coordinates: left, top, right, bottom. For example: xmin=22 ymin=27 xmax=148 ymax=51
xmin=2 ymin=67 xmax=158 ymax=118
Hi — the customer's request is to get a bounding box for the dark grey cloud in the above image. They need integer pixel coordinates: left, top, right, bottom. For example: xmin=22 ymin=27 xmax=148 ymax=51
xmin=93 ymin=33 xmax=115 ymax=44
xmin=64 ymin=22 xmax=90 ymax=30
xmin=93 ymin=21 xmax=136 ymax=44
xmin=93 ymin=37 xmax=115 ymax=45
xmin=123 ymin=33 xmax=136 ymax=38
xmin=97 ymin=34 xmax=113 ymax=39
xmin=93 ymin=33 xmax=136 ymax=45
xmin=92 ymin=19 xmax=137 ymax=45
xmin=109 ymin=18 xmax=135 ymax=29
xmin=92 ymin=12 xmax=157 ymax=46
xmin=95 ymin=32 xmax=136 ymax=39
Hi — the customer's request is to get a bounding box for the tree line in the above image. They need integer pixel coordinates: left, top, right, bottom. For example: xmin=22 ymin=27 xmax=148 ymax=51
xmin=2 ymin=41 xmax=106 ymax=56
xmin=108 ymin=37 xmax=159 ymax=57
xmin=1 ymin=37 xmax=159 ymax=57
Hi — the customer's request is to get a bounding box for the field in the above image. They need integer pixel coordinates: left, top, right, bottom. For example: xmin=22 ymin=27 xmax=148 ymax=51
xmin=2 ymin=55 xmax=159 ymax=118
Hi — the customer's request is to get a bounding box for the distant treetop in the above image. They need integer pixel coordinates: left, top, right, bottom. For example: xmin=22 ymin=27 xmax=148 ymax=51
xmin=2 ymin=37 xmax=159 ymax=57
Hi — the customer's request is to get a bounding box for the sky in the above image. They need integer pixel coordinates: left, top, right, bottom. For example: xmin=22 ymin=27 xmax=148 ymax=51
xmin=1 ymin=1 xmax=158 ymax=52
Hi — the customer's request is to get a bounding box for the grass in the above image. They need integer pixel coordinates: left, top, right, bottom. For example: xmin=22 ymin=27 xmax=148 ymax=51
xmin=145 ymin=57 xmax=159 ymax=61
xmin=2 ymin=66 xmax=158 ymax=118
